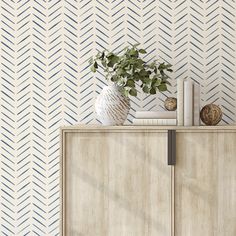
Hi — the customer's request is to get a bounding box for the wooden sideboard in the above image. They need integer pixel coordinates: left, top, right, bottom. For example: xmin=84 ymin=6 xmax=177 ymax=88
xmin=61 ymin=126 xmax=236 ymax=236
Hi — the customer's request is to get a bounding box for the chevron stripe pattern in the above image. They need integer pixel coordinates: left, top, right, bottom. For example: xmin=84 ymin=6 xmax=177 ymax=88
xmin=0 ymin=0 xmax=235 ymax=235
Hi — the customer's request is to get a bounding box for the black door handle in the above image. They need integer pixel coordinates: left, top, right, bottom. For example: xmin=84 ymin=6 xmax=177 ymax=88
xmin=168 ymin=130 xmax=176 ymax=165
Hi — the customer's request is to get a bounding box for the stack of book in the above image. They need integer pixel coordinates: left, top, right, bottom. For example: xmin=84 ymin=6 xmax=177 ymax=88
xmin=177 ymin=78 xmax=200 ymax=126
xmin=132 ymin=78 xmax=200 ymax=126
xmin=132 ymin=111 xmax=177 ymax=125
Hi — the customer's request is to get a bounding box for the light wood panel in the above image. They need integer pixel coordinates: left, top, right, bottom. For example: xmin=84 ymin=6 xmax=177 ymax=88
xmin=61 ymin=125 xmax=236 ymax=131
xmin=62 ymin=130 xmax=172 ymax=236
xmin=175 ymin=132 xmax=236 ymax=236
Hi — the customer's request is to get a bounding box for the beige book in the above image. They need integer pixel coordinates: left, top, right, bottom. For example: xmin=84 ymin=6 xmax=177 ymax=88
xmin=132 ymin=118 xmax=177 ymax=125
xmin=177 ymin=78 xmax=184 ymax=125
xmin=184 ymin=80 xmax=193 ymax=126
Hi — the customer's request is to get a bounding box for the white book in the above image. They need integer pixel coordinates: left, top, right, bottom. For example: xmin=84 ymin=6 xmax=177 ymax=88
xmin=193 ymin=82 xmax=200 ymax=126
xmin=132 ymin=118 xmax=177 ymax=126
xmin=135 ymin=111 xmax=176 ymax=119
xmin=177 ymin=78 xmax=184 ymax=126
xmin=184 ymin=80 xmax=193 ymax=126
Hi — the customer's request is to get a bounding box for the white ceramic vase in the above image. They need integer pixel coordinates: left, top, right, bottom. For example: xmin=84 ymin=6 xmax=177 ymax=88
xmin=95 ymin=85 xmax=130 ymax=125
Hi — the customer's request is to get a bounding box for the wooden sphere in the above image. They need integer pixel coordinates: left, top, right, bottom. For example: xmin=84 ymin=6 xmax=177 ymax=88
xmin=164 ymin=97 xmax=177 ymax=111
xmin=200 ymin=104 xmax=222 ymax=126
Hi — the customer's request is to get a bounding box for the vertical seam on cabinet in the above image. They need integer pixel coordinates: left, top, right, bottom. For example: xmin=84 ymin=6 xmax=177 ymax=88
xmin=171 ymin=166 xmax=175 ymax=236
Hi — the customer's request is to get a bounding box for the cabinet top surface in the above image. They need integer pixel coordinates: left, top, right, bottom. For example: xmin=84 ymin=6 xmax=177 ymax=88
xmin=61 ymin=124 xmax=236 ymax=132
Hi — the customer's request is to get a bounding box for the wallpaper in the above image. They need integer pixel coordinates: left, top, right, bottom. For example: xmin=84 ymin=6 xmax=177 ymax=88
xmin=0 ymin=0 xmax=235 ymax=235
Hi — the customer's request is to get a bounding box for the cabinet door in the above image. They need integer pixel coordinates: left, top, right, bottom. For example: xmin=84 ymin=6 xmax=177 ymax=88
xmin=62 ymin=130 xmax=172 ymax=236
xmin=175 ymin=132 xmax=236 ymax=236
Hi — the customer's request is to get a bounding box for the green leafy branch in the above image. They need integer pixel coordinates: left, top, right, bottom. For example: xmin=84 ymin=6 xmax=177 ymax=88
xmin=90 ymin=44 xmax=173 ymax=97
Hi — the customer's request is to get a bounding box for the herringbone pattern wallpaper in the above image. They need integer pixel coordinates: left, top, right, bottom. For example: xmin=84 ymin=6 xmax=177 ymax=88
xmin=0 ymin=0 xmax=235 ymax=235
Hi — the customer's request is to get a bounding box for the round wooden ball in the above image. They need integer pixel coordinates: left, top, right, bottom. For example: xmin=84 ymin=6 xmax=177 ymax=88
xmin=200 ymin=104 xmax=222 ymax=126
xmin=164 ymin=97 xmax=177 ymax=111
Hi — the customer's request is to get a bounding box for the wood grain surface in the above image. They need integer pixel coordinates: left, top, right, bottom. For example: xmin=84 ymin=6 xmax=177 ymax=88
xmin=61 ymin=126 xmax=236 ymax=236
xmin=175 ymin=132 xmax=236 ymax=236
xmin=62 ymin=130 xmax=172 ymax=236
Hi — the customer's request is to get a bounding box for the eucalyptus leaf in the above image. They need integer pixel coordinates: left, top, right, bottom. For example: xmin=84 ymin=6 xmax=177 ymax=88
xmin=139 ymin=69 xmax=148 ymax=77
xmin=158 ymin=83 xmax=167 ymax=91
xmin=111 ymin=75 xmax=118 ymax=82
xmin=117 ymin=68 xmax=125 ymax=76
xmin=129 ymin=88 xmax=137 ymax=96
xmin=129 ymin=49 xmax=138 ymax=58
xmin=106 ymin=52 xmax=114 ymax=58
xmin=154 ymin=79 xmax=161 ymax=87
xmin=142 ymin=86 xmax=150 ymax=93
xmin=91 ymin=65 xmax=96 ymax=73
xmin=123 ymin=89 xmax=129 ymax=97
xmin=107 ymin=55 xmax=119 ymax=67
xmin=126 ymin=79 xmax=135 ymax=87
xmin=101 ymin=60 xmax=107 ymax=67
xmin=150 ymin=88 xmax=156 ymax=94
xmin=139 ymin=49 xmax=147 ymax=54
xmin=90 ymin=61 xmax=98 ymax=72
xmin=134 ymin=73 xmax=140 ymax=81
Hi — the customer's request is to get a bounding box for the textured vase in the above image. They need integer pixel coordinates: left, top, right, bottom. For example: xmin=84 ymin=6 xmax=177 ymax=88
xmin=95 ymin=85 xmax=130 ymax=125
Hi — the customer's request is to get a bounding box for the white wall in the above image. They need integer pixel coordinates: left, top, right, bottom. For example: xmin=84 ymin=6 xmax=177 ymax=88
xmin=0 ymin=0 xmax=235 ymax=235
